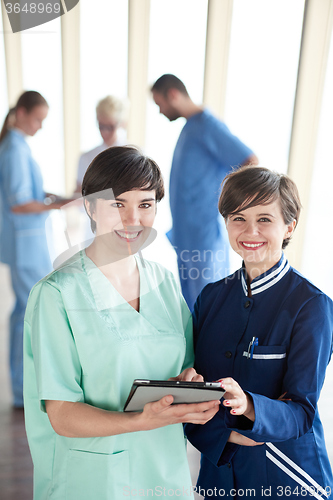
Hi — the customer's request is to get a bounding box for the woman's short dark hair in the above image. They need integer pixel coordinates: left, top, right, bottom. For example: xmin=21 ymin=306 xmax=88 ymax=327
xmin=82 ymin=146 xmax=165 ymax=232
xmin=151 ymin=74 xmax=189 ymax=97
xmin=218 ymin=166 xmax=301 ymax=249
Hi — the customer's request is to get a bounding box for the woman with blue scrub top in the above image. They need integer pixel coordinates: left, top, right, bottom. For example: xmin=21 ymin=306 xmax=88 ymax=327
xmin=185 ymin=167 xmax=333 ymax=499
xmin=23 ymin=146 xmax=220 ymax=500
xmin=0 ymin=91 xmax=72 ymax=408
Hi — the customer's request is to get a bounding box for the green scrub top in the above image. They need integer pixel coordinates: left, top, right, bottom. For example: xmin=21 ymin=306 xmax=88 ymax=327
xmin=23 ymin=251 xmax=194 ymax=500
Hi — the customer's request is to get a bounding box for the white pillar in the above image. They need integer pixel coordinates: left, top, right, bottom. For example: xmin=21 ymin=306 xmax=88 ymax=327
xmin=127 ymin=0 xmax=150 ymax=148
xmin=61 ymin=2 xmax=80 ymax=194
xmin=203 ymin=0 xmax=233 ymax=119
xmin=1 ymin=1 xmax=23 ymax=106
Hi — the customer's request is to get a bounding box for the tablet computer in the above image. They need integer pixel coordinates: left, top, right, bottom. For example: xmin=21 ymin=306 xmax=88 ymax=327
xmin=123 ymin=379 xmax=225 ymax=412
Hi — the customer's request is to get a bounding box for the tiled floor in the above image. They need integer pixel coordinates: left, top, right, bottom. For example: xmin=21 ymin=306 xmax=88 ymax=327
xmin=0 ymin=263 xmax=332 ymax=499
xmin=0 ymin=265 xmax=33 ymax=499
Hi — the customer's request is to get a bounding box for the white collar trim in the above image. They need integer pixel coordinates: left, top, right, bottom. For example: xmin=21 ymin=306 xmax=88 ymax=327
xmin=242 ymin=254 xmax=290 ymax=297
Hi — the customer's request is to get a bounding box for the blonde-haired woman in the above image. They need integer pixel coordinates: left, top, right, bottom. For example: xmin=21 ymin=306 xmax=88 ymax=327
xmin=76 ymin=95 xmax=129 ymax=192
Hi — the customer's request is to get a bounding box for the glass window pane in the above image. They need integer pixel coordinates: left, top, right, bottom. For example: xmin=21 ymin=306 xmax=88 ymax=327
xmin=302 ymin=31 xmax=333 ymax=299
xmin=148 ymin=0 xmax=208 ymax=104
xmin=307 ymin=30 xmax=333 ymax=463
xmin=21 ymin=18 xmax=64 ymax=194
xmin=147 ymin=0 xmax=208 ymax=171
xmin=0 ymin=7 xmax=8 ymax=120
xmin=80 ymin=0 xmax=128 ymax=152
xmin=225 ymin=0 xmax=305 ymax=173
xmin=144 ymin=0 xmax=208 ymax=271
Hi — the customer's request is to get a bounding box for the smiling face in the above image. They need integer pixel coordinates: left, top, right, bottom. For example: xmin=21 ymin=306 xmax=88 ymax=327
xmin=225 ymin=198 xmax=296 ymax=279
xmin=86 ymin=189 xmax=156 ymax=259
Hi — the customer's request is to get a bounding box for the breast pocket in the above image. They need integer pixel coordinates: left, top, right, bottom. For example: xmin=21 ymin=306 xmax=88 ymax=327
xmin=243 ymin=345 xmax=287 ymax=398
xmin=66 ymin=449 xmax=129 ymax=500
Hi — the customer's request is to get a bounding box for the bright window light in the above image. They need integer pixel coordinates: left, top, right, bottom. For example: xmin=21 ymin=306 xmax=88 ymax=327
xmin=0 ymin=7 xmax=8 ymax=121
xmin=225 ymin=0 xmax=305 ymax=173
xmin=21 ymin=18 xmax=64 ymax=194
xmin=144 ymin=0 xmax=208 ymax=271
xmin=302 ymin=29 xmax=333 ymax=299
xmin=80 ymin=0 xmax=128 ymax=153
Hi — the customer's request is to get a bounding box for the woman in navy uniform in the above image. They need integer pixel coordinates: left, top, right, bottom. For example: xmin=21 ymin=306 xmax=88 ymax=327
xmin=185 ymin=167 xmax=333 ymax=499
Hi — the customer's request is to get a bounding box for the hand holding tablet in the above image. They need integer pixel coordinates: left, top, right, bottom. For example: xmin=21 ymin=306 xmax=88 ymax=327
xmin=124 ymin=379 xmax=225 ymax=412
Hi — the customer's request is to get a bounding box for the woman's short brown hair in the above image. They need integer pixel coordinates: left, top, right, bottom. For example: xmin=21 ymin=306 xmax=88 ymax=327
xmin=218 ymin=166 xmax=301 ymax=249
xmin=82 ymin=146 xmax=164 ymax=232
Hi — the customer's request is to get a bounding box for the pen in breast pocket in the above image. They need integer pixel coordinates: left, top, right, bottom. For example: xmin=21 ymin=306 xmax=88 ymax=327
xmin=247 ymin=337 xmax=259 ymax=359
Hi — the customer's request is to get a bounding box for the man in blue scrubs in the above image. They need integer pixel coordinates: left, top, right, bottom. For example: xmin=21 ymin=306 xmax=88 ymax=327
xmin=151 ymin=74 xmax=258 ymax=310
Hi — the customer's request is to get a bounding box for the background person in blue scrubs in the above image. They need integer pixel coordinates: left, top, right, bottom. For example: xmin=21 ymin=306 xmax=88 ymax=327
xmin=185 ymin=167 xmax=333 ymax=499
xmin=151 ymin=74 xmax=258 ymax=311
xmin=0 ymin=91 xmax=71 ymax=408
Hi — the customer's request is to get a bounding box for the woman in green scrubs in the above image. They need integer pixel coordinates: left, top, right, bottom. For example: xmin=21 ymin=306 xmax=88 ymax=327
xmin=23 ymin=146 xmax=220 ymax=500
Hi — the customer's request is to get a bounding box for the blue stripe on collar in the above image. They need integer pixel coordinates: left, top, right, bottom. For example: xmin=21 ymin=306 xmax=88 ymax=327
xmin=241 ymin=254 xmax=290 ymax=296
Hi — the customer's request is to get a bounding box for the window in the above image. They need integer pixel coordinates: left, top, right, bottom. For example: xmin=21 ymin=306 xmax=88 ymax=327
xmin=21 ymin=17 xmax=64 ymax=193
xmin=225 ymin=0 xmax=305 ymax=173
xmin=144 ymin=0 xmax=208 ymax=269
xmin=0 ymin=7 xmax=8 ymax=122
xmin=79 ymin=0 xmax=128 ymax=153
xmin=302 ymin=29 xmax=333 ymax=298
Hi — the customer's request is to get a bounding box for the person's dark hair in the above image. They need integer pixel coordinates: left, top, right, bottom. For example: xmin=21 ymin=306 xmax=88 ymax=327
xmin=82 ymin=146 xmax=165 ymax=232
xmin=0 ymin=90 xmax=48 ymax=142
xmin=218 ymin=166 xmax=302 ymax=249
xmin=151 ymin=74 xmax=189 ymax=97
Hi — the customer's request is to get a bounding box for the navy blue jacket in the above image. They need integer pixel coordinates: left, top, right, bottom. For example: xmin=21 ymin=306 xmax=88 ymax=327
xmin=185 ymin=255 xmax=333 ymax=499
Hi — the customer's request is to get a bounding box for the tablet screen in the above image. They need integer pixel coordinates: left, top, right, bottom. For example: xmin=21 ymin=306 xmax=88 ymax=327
xmin=123 ymin=379 xmax=225 ymax=412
